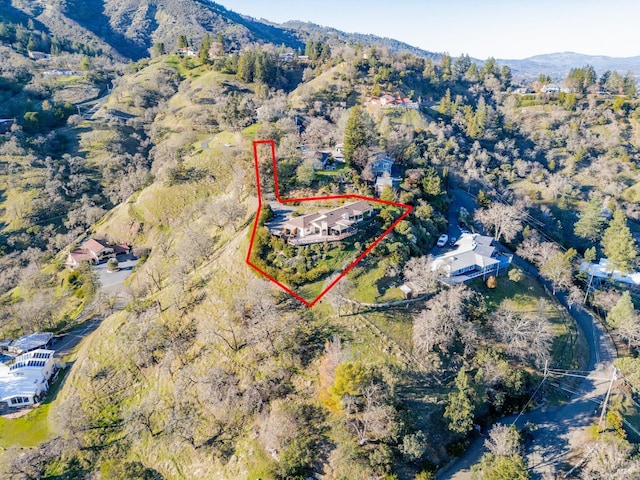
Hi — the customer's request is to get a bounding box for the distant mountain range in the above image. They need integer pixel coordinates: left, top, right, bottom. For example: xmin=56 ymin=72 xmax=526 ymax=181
xmin=4 ymin=0 xmax=639 ymax=80
xmin=3 ymin=0 xmax=439 ymax=61
xmin=498 ymin=52 xmax=640 ymax=80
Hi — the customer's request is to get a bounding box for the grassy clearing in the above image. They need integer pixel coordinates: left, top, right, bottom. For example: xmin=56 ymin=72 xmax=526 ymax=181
xmin=365 ymin=309 xmax=414 ymax=351
xmin=385 ymin=108 xmax=429 ymax=130
xmin=287 ymin=63 xmax=348 ymax=109
xmin=240 ymin=439 xmax=274 ymax=480
xmin=316 ymin=162 xmax=348 ymax=179
xmin=242 ymin=124 xmax=260 ymax=138
xmin=615 ymin=391 xmax=640 ymax=442
xmin=348 ymin=262 xmax=403 ymax=304
xmin=623 ymin=182 xmax=640 ymax=203
xmin=470 ymin=272 xmax=548 ymax=312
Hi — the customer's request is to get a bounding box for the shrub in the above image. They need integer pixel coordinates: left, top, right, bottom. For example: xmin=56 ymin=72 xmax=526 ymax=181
xmin=508 ymin=268 xmax=523 ymax=282
xmin=486 ymin=275 xmax=497 ymax=289
xmin=107 ymin=258 xmax=119 ymax=272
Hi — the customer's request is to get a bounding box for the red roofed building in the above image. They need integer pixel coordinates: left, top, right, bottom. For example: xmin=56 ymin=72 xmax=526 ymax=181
xmin=65 ymin=238 xmax=130 ymax=268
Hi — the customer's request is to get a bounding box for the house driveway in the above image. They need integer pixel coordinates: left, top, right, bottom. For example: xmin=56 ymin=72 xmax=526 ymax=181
xmin=94 ymin=254 xmax=138 ymax=288
xmin=265 ymin=202 xmax=296 ymax=233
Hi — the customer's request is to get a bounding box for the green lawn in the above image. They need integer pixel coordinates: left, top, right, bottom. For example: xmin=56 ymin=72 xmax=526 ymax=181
xmin=624 ymin=182 xmax=640 ymax=203
xmin=0 ymin=367 xmax=70 ymax=447
xmin=469 ymin=271 xmax=547 ymax=312
xmin=316 ymin=162 xmax=348 ymax=178
xmin=242 ymin=124 xmax=260 ymax=138
xmin=294 ymin=245 xmax=359 ymax=301
xmin=348 ymin=262 xmax=403 ymax=304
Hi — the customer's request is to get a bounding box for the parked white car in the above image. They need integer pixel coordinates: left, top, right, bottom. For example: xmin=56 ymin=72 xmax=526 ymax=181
xmin=436 ymin=234 xmax=449 ymax=247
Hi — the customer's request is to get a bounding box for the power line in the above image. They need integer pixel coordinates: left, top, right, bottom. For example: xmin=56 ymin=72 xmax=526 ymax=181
xmin=513 ymin=360 xmax=548 ymax=426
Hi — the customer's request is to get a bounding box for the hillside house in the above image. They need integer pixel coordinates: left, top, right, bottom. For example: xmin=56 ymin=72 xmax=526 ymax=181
xmin=309 ymin=151 xmax=333 ymax=170
xmin=0 ymin=349 xmax=56 ymax=410
xmin=8 ymin=332 xmax=54 ymax=356
xmin=369 ymin=95 xmax=419 ymax=109
xmin=177 ymin=47 xmax=197 ymax=57
xmin=65 ymin=238 xmax=130 ymax=268
xmin=580 ymin=258 xmax=640 ymax=289
xmin=380 ymin=94 xmax=396 ymax=106
xmin=278 ymin=201 xmax=373 ymax=245
xmin=0 ymin=119 xmax=14 ymax=134
xmin=431 ymin=233 xmax=512 ymax=284
xmin=28 ymin=50 xmax=49 ymax=60
xmin=370 ymin=154 xmax=394 ymax=176
xmin=375 ymin=174 xmax=402 ymax=195
xmin=43 ymin=69 xmax=77 ymax=76
xmin=541 ymin=84 xmax=561 ymax=94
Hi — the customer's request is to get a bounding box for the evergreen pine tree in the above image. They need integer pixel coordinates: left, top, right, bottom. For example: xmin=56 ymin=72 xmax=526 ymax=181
xmin=574 ymin=195 xmax=605 ymax=242
xmin=343 ymin=106 xmax=371 ymax=167
xmin=602 ymin=210 xmax=638 ymax=272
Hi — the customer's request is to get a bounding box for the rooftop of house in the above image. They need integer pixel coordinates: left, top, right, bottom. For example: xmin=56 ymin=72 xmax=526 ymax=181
xmin=9 ymin=333 xmax=53 ymax=354
xmin=580 ymin=258 xmax=640 ymax=286
xmin=82 ymin=238 xmax=111 ymax=254
xmin=285 ymin=201 xmax=373 ymax=229
xmin=0 ymin=349 xmax=54 ymax=401
xmin=5 ymin=350 xmax=54 ymax=374
xmin=0 ymin=373 xmax=45 ymax=401
xmin=432 ymin=233 xmax=499 ymax=273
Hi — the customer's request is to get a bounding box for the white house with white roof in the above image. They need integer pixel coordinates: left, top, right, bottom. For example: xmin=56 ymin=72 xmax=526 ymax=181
xmin=580 ymin=258 xmax=640 ymax=288
xmin=0 ymin=349 xmax=56 ymax=410
xmin=431 ymin=233 xmax=512 ymax=284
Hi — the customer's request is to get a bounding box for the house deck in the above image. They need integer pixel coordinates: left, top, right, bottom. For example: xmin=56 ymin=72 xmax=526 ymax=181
xmin=287 ymin=229 xmax=356 ymax=245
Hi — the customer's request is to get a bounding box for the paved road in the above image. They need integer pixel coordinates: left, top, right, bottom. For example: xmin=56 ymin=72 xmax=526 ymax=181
xmin=436 ymin=190 xmax=617 ymax=480
xmin=52 ymin=318 xmax=102 ymax=361
xmin=50 ymin=256 xmax=136 ymax=360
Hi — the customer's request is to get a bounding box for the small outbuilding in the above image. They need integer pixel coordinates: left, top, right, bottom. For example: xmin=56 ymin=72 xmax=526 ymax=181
xmin=399 ymin=284 xmax=413 ymax=299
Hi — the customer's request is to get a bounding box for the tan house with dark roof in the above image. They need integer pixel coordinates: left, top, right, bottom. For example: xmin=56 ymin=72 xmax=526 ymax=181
xmin=280 ymin=201 xmax=373 ymax=245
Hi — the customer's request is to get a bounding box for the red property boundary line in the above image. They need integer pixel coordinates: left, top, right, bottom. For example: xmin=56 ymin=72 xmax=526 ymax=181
xmin=246 ymin=139 xmax=413 ymax=307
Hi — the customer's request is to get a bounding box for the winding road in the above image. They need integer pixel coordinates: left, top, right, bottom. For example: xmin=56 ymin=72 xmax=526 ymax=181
xmin=436 ymin=190 xmax=618 ymax=480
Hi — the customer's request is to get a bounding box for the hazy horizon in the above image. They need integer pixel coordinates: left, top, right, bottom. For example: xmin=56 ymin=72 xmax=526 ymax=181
xmin=216 ymin=0 xmax=640 ymax=60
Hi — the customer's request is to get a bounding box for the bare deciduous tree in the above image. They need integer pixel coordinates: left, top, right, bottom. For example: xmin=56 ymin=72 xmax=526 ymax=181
xmin=540 ymin=249 xmax=576 ymax=294
xmin=582 ymin=440 xmax=640 ymax=479
xmin=516 ymin=232 xmax=559 ymax=267
xmin=484 ymin=424 xmax=522 ymax=457
xmin=413 ymin=286 xmax=474 ymax=354
xmin=403 ymin=255 xmax=443 ymax=293
xmin=492 ymin=302 xmax=552 ymax=366
xmin=475 ymin=203 xmax=523 ymax=242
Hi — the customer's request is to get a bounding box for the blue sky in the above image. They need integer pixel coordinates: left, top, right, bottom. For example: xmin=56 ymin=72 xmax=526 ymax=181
xmin=215 ymin=0 xmax=640 ymax=59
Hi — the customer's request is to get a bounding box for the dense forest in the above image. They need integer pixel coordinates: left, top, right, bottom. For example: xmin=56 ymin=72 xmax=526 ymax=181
xmin=2 ymin=1 xmax=640 ymax=479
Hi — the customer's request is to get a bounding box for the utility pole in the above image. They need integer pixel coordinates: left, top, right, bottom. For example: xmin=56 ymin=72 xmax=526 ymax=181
xmin=598 ymin=367 xmax=617 ymax=433
xmin=583 ymin=270 xmax=594 ymax=304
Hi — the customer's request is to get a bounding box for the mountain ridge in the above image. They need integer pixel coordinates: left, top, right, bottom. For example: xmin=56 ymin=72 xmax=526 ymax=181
xmin=497 ymin=51 xmax=640 ymax=79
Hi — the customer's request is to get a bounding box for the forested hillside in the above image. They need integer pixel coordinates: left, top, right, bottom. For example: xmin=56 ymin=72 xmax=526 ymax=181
xmin=2 ymin=2 xmax=640 ymax=479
